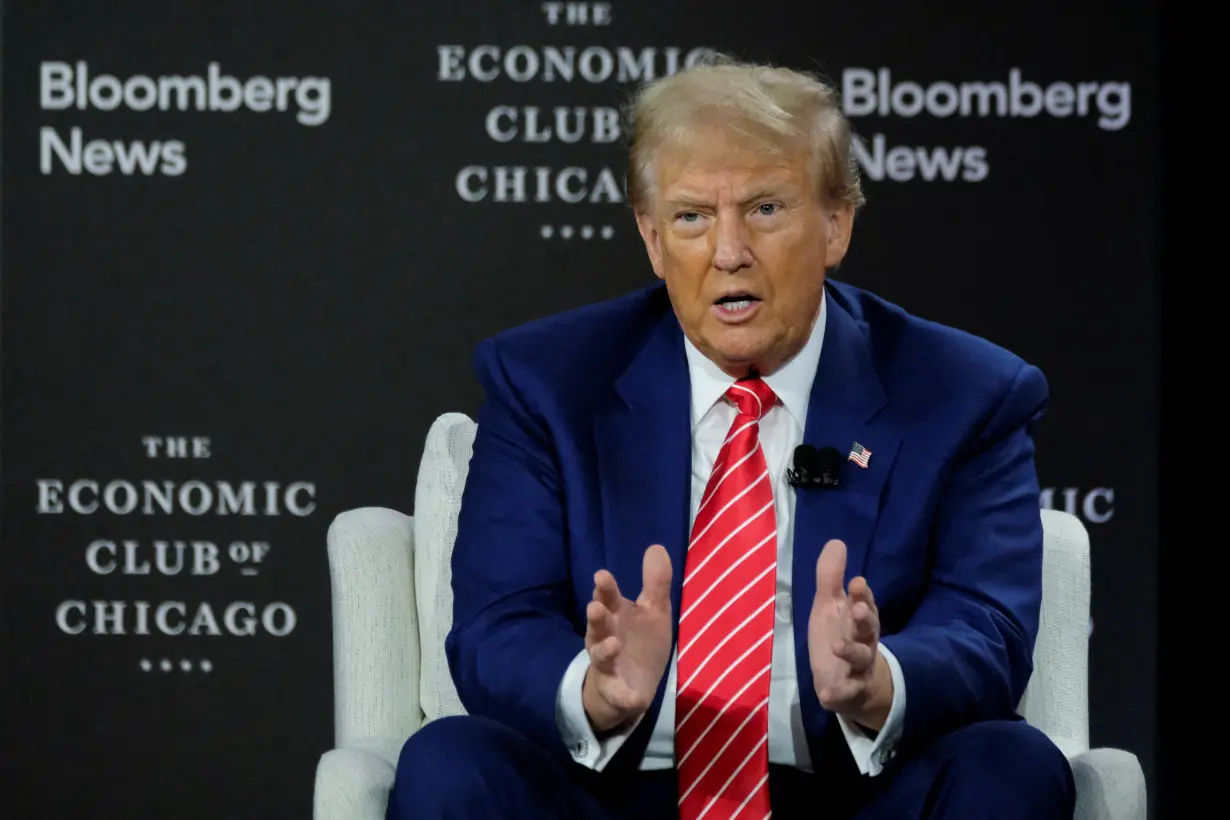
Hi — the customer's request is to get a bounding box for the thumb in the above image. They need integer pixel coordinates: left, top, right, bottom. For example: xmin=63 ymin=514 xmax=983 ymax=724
xmin=639 ymin=544 xmax=672 ymax=608
xmin=814 ymin=539 xmax=848 ymax=602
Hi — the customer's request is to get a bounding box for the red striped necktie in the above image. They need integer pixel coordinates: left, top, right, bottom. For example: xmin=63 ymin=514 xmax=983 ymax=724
xmin=676 ymin=377 xmax=778 ymax=820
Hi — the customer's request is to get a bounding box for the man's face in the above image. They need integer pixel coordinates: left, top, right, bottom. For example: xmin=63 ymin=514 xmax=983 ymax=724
xmin=635 ymin=125 xmax=853 ymax=377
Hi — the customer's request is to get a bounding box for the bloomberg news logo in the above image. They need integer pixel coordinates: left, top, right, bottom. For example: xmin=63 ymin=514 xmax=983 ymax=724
xmin=37 ymin=61 xmax=332 ymax=177
xmin=841 ymin=67 xmax=1132 ymax=183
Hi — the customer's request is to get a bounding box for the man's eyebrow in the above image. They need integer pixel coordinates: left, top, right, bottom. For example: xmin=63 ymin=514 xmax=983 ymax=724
xmin=664 ymin=188 xmax=784 ymax=209
xmin=736 ymin=188 xmax=783 ymax=206
xmin=664 ymin=194 xmax=712 ymax=209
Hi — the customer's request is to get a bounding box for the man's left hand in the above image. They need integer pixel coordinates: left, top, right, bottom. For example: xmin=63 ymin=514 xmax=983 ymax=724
xmin=808 ymin=538 xmax=894 ymax=731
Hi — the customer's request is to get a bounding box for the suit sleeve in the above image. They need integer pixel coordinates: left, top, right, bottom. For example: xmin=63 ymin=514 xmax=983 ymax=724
xmin=444 ymin=338 xmax=584 ymax=759
xmin=878 ymin=361 xmax=1048 ymax=755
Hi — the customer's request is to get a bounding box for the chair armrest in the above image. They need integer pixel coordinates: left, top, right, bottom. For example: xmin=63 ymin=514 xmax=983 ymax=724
xmin=1069 ymin=748 xmax=1147 ymax=820
xmin=313 ymin=747 xmax=396 ymax=820
xmin=327 ymin=506 xmax=422 ymax=748
xmin=1020 ymin=509 xmax=1091 ymax=748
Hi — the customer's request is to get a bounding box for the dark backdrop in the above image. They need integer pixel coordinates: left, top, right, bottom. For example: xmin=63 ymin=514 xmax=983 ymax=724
xmin=1 ymin=1 xmax=1158 ymax=817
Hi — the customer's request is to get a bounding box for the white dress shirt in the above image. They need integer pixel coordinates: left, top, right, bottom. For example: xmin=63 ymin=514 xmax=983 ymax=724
xmin=556 ymin=293 xmax=906 ymax=776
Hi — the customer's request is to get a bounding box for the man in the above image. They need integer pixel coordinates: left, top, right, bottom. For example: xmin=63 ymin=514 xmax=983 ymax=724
xmin=387 ymin=58 xmax=1075 ymax=820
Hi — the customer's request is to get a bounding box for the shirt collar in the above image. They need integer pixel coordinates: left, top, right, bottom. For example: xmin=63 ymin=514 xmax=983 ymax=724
xmin=683 ymin=291 xmax=827 ymax=430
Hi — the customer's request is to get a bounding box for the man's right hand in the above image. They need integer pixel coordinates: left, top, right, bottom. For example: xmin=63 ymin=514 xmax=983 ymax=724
xmin=582 ymin=544 xmax=674 ymax=734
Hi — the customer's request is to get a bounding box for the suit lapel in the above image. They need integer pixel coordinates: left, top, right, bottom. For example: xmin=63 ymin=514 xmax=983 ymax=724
xmin=592 ymin=305 xmax=692 ymax=773
xmin=792 ymin=288 xmax=903 ymax=753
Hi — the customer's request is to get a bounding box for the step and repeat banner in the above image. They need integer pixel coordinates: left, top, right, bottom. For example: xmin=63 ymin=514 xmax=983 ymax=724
xmin=1 ymin=1 xmax=1157 ymax=817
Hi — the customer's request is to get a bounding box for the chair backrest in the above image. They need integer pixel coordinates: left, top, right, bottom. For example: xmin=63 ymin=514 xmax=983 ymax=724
xmin=412 ymin=413 xmax=1092 ymax=751
xmin=413 ymin=413 xmax=475 ymax=723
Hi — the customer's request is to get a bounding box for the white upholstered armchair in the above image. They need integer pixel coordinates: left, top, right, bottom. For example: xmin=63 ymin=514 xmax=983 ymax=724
xmin=313 ymin=412 xmax=1147 ymax=820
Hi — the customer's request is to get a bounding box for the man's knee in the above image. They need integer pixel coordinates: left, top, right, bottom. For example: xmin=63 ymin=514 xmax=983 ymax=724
xmin=941 ymin=720 xmax=1074 ymax=799
xmin=396 ymin=715 xmax=508 ymax=770
xmin=388 ymin=715 xmax=531 ymax=817
xmin=946 ymin=721 xmax=1068 ymax=767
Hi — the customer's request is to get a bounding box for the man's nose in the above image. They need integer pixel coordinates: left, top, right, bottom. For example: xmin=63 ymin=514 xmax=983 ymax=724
xmin=711 ymin=215 xmax=753 ymax=272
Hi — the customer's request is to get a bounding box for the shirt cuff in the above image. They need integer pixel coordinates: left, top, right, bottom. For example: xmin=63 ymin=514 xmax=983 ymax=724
xmin=554 ymin=647 xmax=642 ymax=771
xmin=836 ymin=642 xmax=907 ymax=776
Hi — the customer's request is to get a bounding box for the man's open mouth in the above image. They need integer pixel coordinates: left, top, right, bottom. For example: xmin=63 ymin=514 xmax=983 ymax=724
xmin=715 ymin=293 xmax=761 ymax=312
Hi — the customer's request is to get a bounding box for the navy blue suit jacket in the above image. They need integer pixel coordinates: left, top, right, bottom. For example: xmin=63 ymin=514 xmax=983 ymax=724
xmin=445 ymin=279 xmax=1048 ymax=776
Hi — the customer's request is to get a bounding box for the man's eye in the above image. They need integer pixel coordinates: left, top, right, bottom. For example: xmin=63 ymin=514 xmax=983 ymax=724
xmin=756 ymin=203 xmax=779 ymax=216
xmin=678 ymin=212 xmax=700 ymax=222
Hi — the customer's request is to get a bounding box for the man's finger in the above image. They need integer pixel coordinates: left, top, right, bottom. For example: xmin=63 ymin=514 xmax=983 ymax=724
xmin=849 ymin=576 xmax=876 ymax=611
xmin=589 ymin=635 xmax=621 ymax=672
xmin=638 ymin=544 xmax=673 ymax=608
xmin=833 ymin=638 xmax=876 ymax=671
xmin=586 ymin=600 xmax=615 ymax=644
xmin=850 ymin=601 xmax=879 ymax=644
xmin=594 ymin=570 xmax=623 ymax=614
xmin=814 ymin=540 xmax=848 ymax=602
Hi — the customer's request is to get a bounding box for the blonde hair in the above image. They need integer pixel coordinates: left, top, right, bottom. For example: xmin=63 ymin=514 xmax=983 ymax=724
xmin=624 ymin=56 xmax=866 ymax=213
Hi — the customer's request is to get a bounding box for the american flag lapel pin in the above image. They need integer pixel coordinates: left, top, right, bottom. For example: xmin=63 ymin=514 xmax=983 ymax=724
xmin=848 ymin=442 xmax=872 ymax=468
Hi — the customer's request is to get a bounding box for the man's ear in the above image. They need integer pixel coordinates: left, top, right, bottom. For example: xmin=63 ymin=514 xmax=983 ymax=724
xmin=635 ymin=209 xmax=666 ymax=280
xmin=824 ymin=202 xmax=855 ymax=269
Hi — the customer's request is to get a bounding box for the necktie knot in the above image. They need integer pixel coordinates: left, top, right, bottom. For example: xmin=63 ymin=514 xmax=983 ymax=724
xmin=725 ymin=378 xmax=776 ymax=420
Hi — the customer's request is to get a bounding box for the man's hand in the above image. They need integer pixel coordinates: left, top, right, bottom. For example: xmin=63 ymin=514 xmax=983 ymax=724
xmin=808 ymin=539 xmax=894 ymax=731
xmin=582 ymin=544 xmax=674 ymax=734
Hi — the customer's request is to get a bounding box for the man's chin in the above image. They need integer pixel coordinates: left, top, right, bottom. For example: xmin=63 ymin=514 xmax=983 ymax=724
xmin=705 ymin=338 xmax=774 ymax=376
xmin=701 ymin=320 xmax=809 ymax=377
